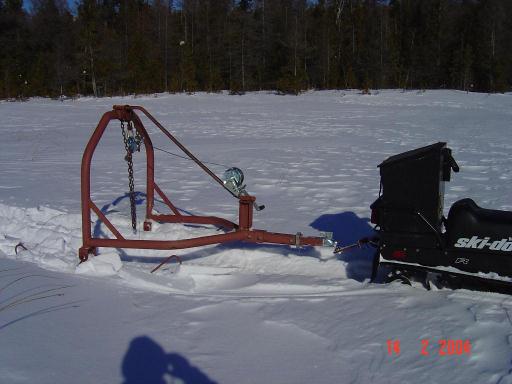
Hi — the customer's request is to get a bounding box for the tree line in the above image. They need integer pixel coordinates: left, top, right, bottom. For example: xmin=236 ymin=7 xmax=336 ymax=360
xmin=1 ymin=0 xmax=511 ymax=99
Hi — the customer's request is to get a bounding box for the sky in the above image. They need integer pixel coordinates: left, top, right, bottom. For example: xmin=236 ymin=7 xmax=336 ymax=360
xmin=22 ymin=0 xmax=79 ymax=14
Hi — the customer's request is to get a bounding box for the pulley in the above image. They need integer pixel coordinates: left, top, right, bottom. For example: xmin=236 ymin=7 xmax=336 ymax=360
xmin=222 ymin=167 xmax=245 ymax=196
xmin=222 ymin=167 xmax=265 ymax=211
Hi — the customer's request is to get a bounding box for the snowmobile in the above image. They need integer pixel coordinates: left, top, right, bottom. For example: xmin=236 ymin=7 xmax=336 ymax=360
xmin=369 ymin=142 xmax=512 ymax=291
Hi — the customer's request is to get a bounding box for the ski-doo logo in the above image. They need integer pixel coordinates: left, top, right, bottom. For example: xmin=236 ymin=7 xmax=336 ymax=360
xmin=454 ymin=236 xmax=512 ymax=252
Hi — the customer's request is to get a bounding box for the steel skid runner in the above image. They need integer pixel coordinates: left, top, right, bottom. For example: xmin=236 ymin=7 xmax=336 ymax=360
xmin=79 ymin=105 xmax=332 ymax=262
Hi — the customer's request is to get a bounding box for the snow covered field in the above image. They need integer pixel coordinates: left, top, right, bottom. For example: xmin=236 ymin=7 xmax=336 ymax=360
xmin=1 ymin=90 xmax=512 ymax=383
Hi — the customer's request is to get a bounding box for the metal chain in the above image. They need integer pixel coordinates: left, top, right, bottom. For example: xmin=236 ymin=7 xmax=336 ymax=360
xmin=121 ymin=121 xmax=137 ymax=232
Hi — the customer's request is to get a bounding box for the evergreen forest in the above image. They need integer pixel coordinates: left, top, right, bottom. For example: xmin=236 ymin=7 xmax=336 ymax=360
xmin=1 ymin=0 xmax=511 ymax=98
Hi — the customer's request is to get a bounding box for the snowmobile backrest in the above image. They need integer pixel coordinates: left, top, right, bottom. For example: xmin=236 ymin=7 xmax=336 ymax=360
xmin=372 ymin=142 xmax=459 ymax=234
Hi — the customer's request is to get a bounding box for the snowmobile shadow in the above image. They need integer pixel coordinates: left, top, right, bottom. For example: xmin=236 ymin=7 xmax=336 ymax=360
xmin=310 ymin=212 xmax=376 ymax=282
xmin=121 ymin=336 xmax=217 ymax=384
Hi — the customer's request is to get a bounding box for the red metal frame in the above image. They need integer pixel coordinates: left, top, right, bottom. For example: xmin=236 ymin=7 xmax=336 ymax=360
xmin=79 ymin=105 xmax=324 ymax=261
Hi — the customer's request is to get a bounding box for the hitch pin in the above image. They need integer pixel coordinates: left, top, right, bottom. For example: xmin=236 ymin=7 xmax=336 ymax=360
xmin=334 ymin=237 xmax=379 ymax=254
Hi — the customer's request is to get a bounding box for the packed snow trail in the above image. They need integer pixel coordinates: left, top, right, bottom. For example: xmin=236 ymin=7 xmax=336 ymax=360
xmin=1 ymin=90 xmax=512 ymax=383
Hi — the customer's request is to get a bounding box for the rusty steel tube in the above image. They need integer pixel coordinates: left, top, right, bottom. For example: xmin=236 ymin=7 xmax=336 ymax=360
xmin=130 ymin=112 xmax=156 ymax=221
xmin=244 ymin=229 xmax=325 ymax=247
xmin=120 ymin=105 xmax=231 ymax=195
xmin=88 ymin=231 xmax=247 ymax=250
xmin=81 ymin=111 xmax=119 ymax=252
xmin=154 ymin=183 xmax=181 ymax=216
xmin=148 ymin=214 xmax=237 ymax=230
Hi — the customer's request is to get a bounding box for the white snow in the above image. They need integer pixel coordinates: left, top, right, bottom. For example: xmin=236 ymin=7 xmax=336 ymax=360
xmin=75 ymin=252 xmax=123 ymax=276
xmin=1 ymin=90 xmax=512 ymax=383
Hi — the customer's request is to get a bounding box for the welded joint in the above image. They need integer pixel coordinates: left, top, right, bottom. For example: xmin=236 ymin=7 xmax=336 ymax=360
xmin=295 ymin=232 xmax=303 ymax=248
xmin=113 ymin=105 xmax=135 ymax=122
xmin=78 ymin=246 xmax=97 ymax=262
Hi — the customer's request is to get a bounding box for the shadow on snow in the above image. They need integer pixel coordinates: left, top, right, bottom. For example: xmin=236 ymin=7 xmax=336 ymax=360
xmin=121 ymin=336 xmax=217 ymax=384
xmin=310 ymin=211 xmax=377 ymax=282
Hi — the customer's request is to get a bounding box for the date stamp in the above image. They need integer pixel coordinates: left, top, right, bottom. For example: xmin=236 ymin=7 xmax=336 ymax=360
xmin=387 ymin=339 xmax=471 ymax=356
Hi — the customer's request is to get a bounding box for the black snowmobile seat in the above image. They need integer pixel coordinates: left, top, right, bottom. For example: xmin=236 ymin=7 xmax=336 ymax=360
xmin=446 ymin=198 xmax=512 ymax=245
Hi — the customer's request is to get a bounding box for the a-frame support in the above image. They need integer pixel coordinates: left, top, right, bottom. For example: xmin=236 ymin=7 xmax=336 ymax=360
xmin=79 ymin=105 xmax=327 ymax=262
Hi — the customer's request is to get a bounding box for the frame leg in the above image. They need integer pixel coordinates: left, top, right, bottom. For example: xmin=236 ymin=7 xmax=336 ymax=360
xmin=79 ymin=246 xmax=97 ymax=262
